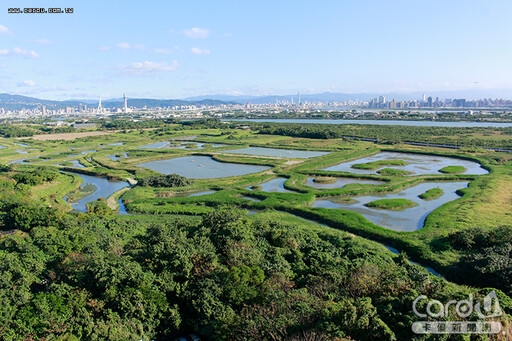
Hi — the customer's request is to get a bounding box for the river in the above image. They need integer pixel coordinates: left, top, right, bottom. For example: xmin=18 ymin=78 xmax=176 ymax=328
xmin=222 ymin=118 xmax=512 ymax=128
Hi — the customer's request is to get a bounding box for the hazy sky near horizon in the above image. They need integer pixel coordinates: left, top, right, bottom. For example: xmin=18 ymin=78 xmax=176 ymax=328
xmin=1 ymin=0 xmax=511 ymax=100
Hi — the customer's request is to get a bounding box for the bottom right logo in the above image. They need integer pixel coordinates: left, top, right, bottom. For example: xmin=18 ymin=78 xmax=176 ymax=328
xmin=412 ymin=290 xmax=504 ymax=334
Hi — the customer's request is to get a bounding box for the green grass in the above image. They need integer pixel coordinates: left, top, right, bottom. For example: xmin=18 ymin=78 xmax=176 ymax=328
xmin=365 ymin=198 xmax=418 ymax=210
xmin=377 ymin=168 xmax=414 ymax=176
xmin=352 ymin=159 xmax=407 ymax=170
xmin=439 ymin=165 xmax=467 ymax=174
xmin=418 ymin=188 xmax=444 ymax=200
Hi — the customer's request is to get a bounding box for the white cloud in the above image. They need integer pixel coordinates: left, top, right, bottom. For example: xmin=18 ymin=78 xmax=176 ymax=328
xmin=120 ymin=60 xmax=178 ymax=75
xmin=183 ymin=27 xmax=210 ymax=39
xmin=116 ymin=42 xmax=146 ymax=51
xmin=0 ymin=48 xmax=39 ymax=58
xmin=191 ymin=47 xmax=210 ymax=55
xmin=154 ymin=48 xmax=173 ymax=54
xmin=18 ymin=80 xmax=36 ymax=87
xmin=98 ymin=46 xmax=111 ymax=51
xmin=117 ymin=42 xmax=131 ymax=49
xmin=0 ymin=25 xmax=9 ymax=35
xmin=33 ymin=39 xmax=53 ymax=45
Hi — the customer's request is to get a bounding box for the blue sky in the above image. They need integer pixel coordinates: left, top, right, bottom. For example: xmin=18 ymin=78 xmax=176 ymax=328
xmin=1 ymin=0 xmax=511 ymax=100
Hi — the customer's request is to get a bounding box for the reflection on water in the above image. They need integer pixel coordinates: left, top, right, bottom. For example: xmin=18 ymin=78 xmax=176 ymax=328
xmin=305 ymin=177 xmax=384 ymax=189
xmin=188 ymin=190 xmax=215 ymax=197
xmin=68 ymin=150 xmax=97 ymax=158
xmin=136 ymin=141 xmax=226 ymax=149
xmin=64 ymin=160 xmax=85 ymax=168
xmin=223 ymin=118 xmax=512 ymax=128
xmin=247 ymin=177 xmax=293 ymax=193
xmin=63 ymin=172 xmax=129 ymax=212
xmin=118 ymin=197 xmax=129 ymax=215
xmin=106 ymin=153 xmax=128 ymax=161
xmin=137 ymin=156 xmax=270 ymax=178
xmin=322 ymin=152 xmax=488 ymax=175
xmin=223 ymin=147 xmax=329 ymax=158
xmin=313 ymin=181 xmax=469 ymax=232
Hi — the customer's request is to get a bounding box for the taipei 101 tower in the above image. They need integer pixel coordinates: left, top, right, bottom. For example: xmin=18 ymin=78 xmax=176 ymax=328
xmin=123 ymin=93 xmax=128 ymax=113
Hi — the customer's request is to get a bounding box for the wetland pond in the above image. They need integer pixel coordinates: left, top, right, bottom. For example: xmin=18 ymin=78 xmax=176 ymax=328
xmin=323 ymin=152 xmax=488 ymax=175
xmin=313 ymin=181 xmax=469 ymax=232
xmin=305 ymin=177 xmax=384 ymax=189
xmin=136 ymin=141 xmax=226 ymax=149
xmin=137 ymin=156 xmax=270 ymax=179
xmin=223 ymin=147 xmax=329 ymax=158
xmin=247 ymin=177 xmax=293 ymax=193
xmin=63 ymin=172 xmax=129 ymax=212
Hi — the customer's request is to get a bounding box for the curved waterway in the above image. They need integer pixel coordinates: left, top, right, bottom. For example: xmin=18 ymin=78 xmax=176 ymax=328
xmin=247 ymin=177 xmax=293 ymax=193
xmin=323 ymin=152 xmax=488 ymax=175
xmin=313 ymin=181 xmax=469 ymax=232
xmin=223 ymin=118 xmax=512 ymax=128
xmin=63 ymin=172 xmax=129 ymax=212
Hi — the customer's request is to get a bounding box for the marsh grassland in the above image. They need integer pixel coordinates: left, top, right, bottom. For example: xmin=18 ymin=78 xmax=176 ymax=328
xmin=1 ymin=120 xmax=511 ymax=339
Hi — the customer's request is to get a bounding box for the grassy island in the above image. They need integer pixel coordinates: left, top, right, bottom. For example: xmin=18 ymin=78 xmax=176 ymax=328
xmin=439 ymin=165 xmax=467 ymax=174
xmin=365 ymin=198 xmax=418 ymax=210
xmin=418 ymin=188 xmax=444 ymax=200
xmin=352 ymin=159 xmax=407 ymax=170
xmin=376 ymin=168 xmax=414 ymax=176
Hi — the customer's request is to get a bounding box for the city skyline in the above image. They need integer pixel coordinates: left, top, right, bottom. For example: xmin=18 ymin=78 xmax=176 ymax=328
xmin=1 ymin=1 xmax=512 ymax=100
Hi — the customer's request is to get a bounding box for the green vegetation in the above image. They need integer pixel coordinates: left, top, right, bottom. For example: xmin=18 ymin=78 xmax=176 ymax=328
xmin=439 ymin=165 xmax=467 ymax=174
xmin=0 ymin=120 xmax=511 ymax=338
xmin=312 ymin=176 xmax=337 ymax=183
xmin=365 ymin=198 xmax=418 ymax=210
xmin=352 ymin=159 xmax=407 ymax=170
xmin=376 ymin=168 xmax=414 ymax=176
xmin=254 ymin=121 xmax=512 ymax=149
xmin=1 ymin=206 xmax=509 ymax=340
xmin=138 ymin=174 xmax=193 ymax=187
xmin=418 ymin=187 xmax=444 ymax=200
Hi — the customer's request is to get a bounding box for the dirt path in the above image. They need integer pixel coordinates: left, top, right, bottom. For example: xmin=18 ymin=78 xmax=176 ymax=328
xmin=106 ymin=187 xmax=130 ymax=210
xmin=126 ymin=178 xmax=138 ymax=185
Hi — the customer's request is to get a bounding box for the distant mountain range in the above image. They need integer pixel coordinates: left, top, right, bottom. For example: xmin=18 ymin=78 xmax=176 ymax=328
xmin=1 ymin=89 xmax=511 ymax=111
xmin=0 ymin=93 xmax=236 ymax=111
xmin=184 ymin=89 xmax=512 ymax=104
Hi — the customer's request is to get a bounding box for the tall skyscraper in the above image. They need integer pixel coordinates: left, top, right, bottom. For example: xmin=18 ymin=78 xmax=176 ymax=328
xmin=97 ymin=97 xmax=103 ymax=113
xmin=123 ymin=93 xmax=128 ymax=113
xmin=427 ymin=96 xmax=433 ymax=107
